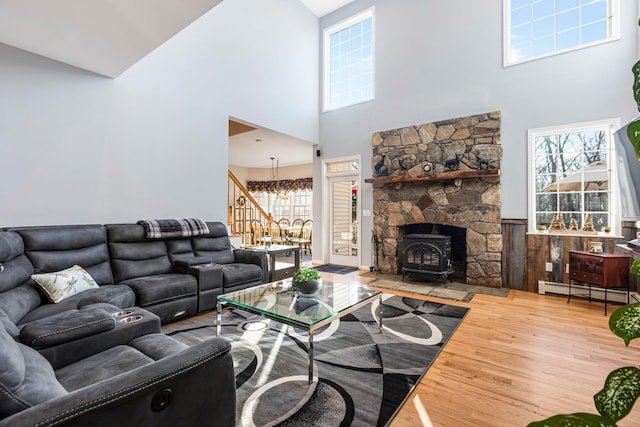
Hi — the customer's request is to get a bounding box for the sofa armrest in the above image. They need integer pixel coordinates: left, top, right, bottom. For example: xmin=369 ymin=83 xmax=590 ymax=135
xmin=20 ymin=307 xmax=115 ymax=348
xmin=173 ymin=257 xmax=213 ymax=267
xmin=173 ymin=262 xmax=223 ymax=293
xmin=0 ymin=337 xmax=236 ymax=427
xmin=37 ymin=306 xmax=162 ymax=369
xmin=233 ymin=249 xmax=269 ymax=283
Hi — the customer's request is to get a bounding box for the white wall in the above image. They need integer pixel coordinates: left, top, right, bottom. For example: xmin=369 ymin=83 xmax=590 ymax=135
xmin=229 ymin=165 xmax=250 ymax=186
xmin=0 ymin=0 xmax=319 ymax=227
xmin=317 ymin=0 xmax=639 ymax=265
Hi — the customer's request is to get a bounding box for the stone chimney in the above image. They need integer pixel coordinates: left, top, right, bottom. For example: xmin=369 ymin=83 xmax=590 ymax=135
xmin=368 ymin=111 xmax=503 ymax=287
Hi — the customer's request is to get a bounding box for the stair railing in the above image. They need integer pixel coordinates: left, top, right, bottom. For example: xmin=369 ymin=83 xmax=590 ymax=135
xmin=228 ymin=170 xmax=273 ymax=247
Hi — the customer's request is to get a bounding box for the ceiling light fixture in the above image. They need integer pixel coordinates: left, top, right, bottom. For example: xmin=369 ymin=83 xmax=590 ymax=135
xmin=270 ymin=157 xmax=278 ymax=180
xmin=270 ymin=157 xmax=288 ymax=200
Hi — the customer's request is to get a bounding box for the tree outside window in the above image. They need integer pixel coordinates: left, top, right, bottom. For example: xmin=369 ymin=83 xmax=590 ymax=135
xmin=529 ymin=121 xmax=616 ymax=233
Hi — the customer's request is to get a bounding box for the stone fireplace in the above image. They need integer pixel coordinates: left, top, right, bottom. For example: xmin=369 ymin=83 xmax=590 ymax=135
xmin=367 ymin=111 xmax=503 ymax=287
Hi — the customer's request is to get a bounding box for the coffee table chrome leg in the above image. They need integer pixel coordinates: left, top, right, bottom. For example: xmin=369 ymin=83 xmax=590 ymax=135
xmin=308 ymin=330 xmax=314 ymax=384
xmin=378 ymin=296 xmax=383 ymax=332
xmin=216 ymin=301 xmax=222 ymax=336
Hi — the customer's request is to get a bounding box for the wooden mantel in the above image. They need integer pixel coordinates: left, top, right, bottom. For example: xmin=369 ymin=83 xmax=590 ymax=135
xmin=364 ymin=169 xmax=500 ymax=187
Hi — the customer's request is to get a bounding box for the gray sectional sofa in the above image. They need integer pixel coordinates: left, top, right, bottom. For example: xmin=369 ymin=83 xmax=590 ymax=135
xmin=0 ymin=220 xmax=266 ymax=425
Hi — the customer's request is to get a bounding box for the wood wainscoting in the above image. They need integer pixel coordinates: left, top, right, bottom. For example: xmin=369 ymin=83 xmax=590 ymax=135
xmin=501 ymin=220 xmax=639 ymax=293
xmin=502 ymin=218 xmax=527 ymax=290
xmin=526 ymin=233 xmax=629 ymax=293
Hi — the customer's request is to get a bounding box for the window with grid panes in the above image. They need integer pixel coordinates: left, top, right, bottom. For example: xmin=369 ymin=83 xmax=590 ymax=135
xmin=272 ymin=197 xmax=290 ymax=222
xmin=323 ymin=8 xmax=374 ymax=111
xmin=249 ymin=190 xmax=312 ymax=223
xmin=291 ymin=190 xmax=312 ymax=221
xmin=528 ymin=119 xmax=617 ymax=233
xmin=504 ymin=0 xmax=618 ymax=66
xmin=328 ymin=161 xmax=359 ymax=173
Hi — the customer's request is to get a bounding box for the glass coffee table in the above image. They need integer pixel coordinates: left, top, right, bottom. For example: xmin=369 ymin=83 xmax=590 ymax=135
xmin=216 ymin=278 xmax=382 ymax=383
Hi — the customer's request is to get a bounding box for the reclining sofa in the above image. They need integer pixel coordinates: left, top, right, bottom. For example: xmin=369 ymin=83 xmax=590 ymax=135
xmin=0 ymin=220 xmax=267 ymax=425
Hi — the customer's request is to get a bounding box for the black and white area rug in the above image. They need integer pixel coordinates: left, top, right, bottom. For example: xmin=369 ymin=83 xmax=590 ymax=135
xmin=165 ymin=295 xmax=468 ymax=426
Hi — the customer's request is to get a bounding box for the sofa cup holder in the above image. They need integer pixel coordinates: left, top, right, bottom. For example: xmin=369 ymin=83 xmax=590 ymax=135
xmin=119 ymin=315 xmax=143 ymax=324
xmin=112 ymin=310 xmax=133 ymax=317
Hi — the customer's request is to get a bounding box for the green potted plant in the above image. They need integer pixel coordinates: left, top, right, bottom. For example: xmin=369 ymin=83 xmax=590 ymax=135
xmin=528 ymin=259 xmax=640 ymax=426
xmin=292 ymin=267 xmax=322 ymax=294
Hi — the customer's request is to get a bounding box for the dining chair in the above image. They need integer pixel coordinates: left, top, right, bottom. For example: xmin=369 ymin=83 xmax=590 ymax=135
xmin=277 ymin=218 xmax=290 ymax=228
xmin=249 ymin=219 xmax=266 ymax=246
xmin=286 ymin=218 xmax=304 ymax=245
xmin=270 ymin=221 xmax=286 ymax=244
xmin=290 ymin=219 xmax=312 ymax=255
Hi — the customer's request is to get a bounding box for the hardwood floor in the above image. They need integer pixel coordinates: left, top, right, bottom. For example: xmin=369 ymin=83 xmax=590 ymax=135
xmin=341 ymin=271 xmax=640 ymax=427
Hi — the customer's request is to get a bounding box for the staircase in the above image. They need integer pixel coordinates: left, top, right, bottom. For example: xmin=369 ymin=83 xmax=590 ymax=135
xmin=228 ymin=170 xmax=273 ymax=247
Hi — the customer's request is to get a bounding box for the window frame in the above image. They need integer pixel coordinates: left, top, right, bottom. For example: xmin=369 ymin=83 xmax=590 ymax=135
xmin=527 ymin=118 xmax=621 ymax=235
xmin=322 ymin=7 xmax=375 ymax=112
xmin=289 ymin=189 xmax=313 ymax=222
xmin=249 ymin=189 xmax=313 ymax=223
xmin=503 ymin=0 xmax=620 ymax=67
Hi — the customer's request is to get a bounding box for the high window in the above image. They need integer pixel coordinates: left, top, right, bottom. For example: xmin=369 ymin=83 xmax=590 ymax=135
xmin=528 ymin=119 xmax=619 ymax=234
xmin=323 ymin=8 xmax=374 ymax=111
xmin=327 ymin=160 xmax=359 ymax=173
xmin=504 ymin=0 xmax=618 ymax=66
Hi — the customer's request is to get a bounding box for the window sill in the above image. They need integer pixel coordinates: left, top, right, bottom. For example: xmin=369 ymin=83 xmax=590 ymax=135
xmin=527 ymin=230 xmax=622 ymax=239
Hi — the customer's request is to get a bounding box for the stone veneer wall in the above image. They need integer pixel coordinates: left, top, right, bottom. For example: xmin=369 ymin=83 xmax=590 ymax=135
xmin=371 ymin=111 xmax=503 ymax=287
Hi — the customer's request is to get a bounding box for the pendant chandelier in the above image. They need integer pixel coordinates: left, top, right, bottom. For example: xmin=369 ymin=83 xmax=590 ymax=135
xmin=270 ymin=157 xmax=288 ymax=200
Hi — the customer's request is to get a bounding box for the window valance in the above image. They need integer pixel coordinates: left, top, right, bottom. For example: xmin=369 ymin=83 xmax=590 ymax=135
xmin=247 ymin=178 xmax=312 ymax=193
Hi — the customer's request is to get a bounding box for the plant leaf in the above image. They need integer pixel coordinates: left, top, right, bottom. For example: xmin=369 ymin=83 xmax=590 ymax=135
xmin=609 ymin=303 xmax=640 ymax=346
xmin=631 ymin=259 xmax=640 ymax=277
xmin=594 ymin=366 xmax=640 ymax=422
xmin=527 ymin=412 xmax=616 ymax=427
xmin=633 ymin=61 xmax=640 ymax=115
xmin=627 ymin=116 xmax=640 ymax=159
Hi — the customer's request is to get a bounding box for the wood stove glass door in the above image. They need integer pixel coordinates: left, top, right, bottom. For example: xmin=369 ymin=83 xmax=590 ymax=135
xmin=329 ymin=175 xmax=359 ymax=267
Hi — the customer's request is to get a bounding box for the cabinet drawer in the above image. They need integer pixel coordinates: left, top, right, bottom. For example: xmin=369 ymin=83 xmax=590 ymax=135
xmin=569 ymin=271 xmax=604 ymax=286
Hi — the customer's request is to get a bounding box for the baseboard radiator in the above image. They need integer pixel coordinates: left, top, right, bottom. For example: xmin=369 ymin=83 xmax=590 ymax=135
xmin=538 ymin=281 xmax=640 ymax=304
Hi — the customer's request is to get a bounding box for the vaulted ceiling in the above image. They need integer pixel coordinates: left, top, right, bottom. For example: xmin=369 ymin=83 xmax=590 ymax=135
xmin=0 ymin=0 xmax=355 ymax=78
xmin=0 ymin=0 xmax=224 ymax=78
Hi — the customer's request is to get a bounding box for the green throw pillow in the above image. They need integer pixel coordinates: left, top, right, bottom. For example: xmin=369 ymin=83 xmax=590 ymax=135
xmin=31 ymin=265 xmax=99 ymax=303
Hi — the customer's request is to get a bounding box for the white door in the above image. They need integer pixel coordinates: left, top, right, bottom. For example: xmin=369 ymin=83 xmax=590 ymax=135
xmin=329 ymin=175 xmax=359 ymax=267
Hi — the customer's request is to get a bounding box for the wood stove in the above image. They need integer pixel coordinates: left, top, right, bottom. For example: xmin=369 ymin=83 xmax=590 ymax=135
xmin=402 ymin=234 xmax=454 ymax=282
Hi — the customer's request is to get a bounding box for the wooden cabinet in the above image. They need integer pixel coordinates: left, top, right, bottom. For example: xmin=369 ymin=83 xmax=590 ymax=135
xmin=568 ymin=250 xmax=630 ymax=314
